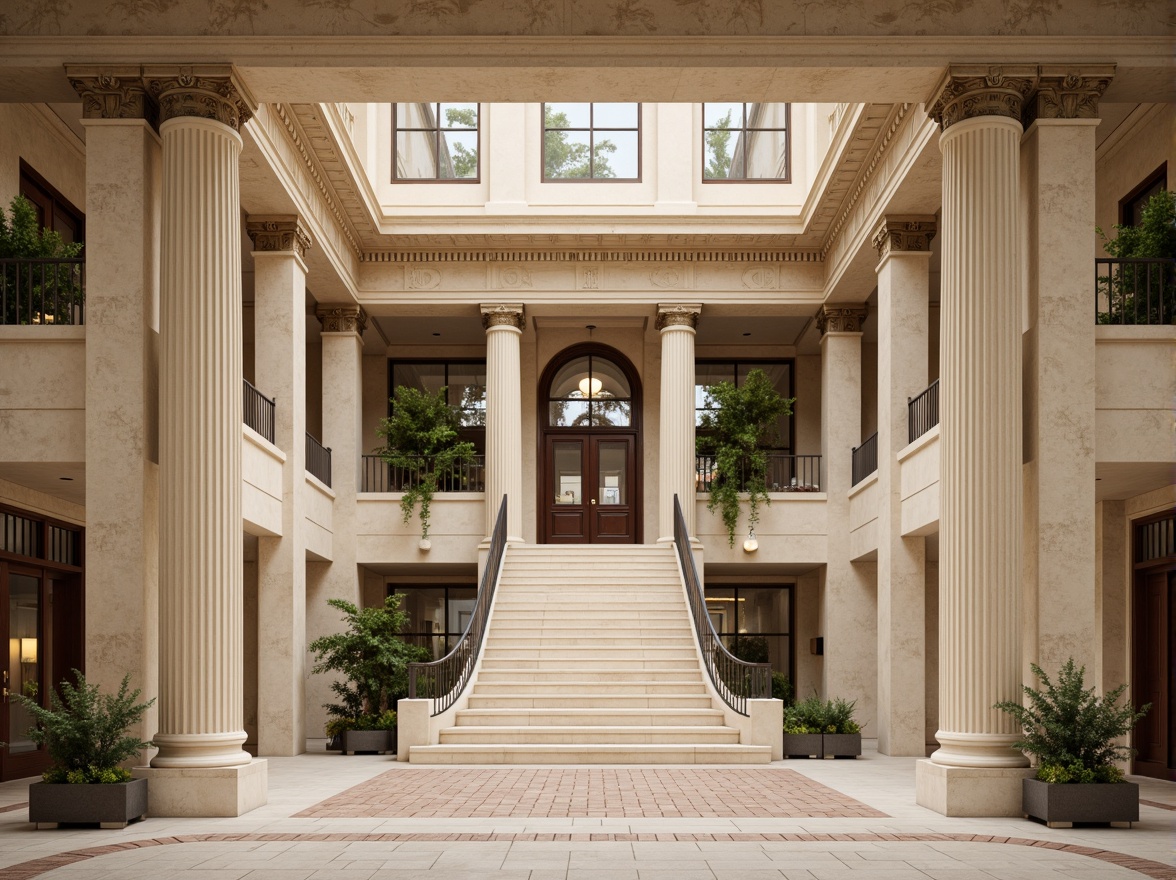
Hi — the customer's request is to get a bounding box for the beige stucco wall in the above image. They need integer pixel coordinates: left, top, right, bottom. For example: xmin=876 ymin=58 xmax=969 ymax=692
xmin=695 ymin=495 xmax=827 ymax=565
xmin=242 ymin=426 xmax=284 ymax=536
xmin=898 ymin=425 xmax=940 ymax=537
xmin=1095 ymin=104 xmax=1172 ymax=251
xmin=0 ymin=475 xmax=84 ymax=524
xmin=0 ymin=104 xmax=85 ymax=214
xmin=0 ymin=328 xmax=85 ymax=464
xmin=1094 ymin=327 xmax=1176 ymax=464
xmin=303 ymin=474 xmax=334 ymax=562
xmin=847 ymin=473 xmax=879 ymax=562
xmin=356 ymin=495 xmax=483 ymax=564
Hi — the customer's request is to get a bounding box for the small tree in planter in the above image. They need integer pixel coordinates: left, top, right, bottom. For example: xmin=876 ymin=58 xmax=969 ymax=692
xmin=783 ymin=696 xmax=862 ymax=759
xmin=309 ymin=595 xmax=431 ymax=755
xmin=14 ymin=671 xmax=154 ymax=828
xmin=696 ymin=369 xmax=794 ymax=547
xmin=995 ymin=658 xmax=1149 ymax=827
xmin=377 ymin=385 xmax=477 ymax=547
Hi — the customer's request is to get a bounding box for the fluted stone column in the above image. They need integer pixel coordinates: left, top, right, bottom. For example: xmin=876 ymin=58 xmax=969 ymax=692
xmin=481 ymin=304 xmax=525 ymax=543
xmin=657 ymin=304 xmax=701 ymax=542
xmin=139 ymin=66 xmax=267 ymax=817
xmin=916 ymin=67 xmax=1036 ymax=817
xmin=248 ymin=216 xmax=312 ymax=757
xmin=873 ymin=217 xmax=934 ymax=757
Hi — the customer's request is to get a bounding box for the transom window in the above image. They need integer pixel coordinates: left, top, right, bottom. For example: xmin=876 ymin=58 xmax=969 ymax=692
xmin=548 ymin=355 xmax=633 ymax=427
xmin=542 ymin=103 xmax=640 ymax=181
xmin=702 ymin=103 xmax=791 ymax=182
xmin=393 ymin=103 xmax=480 ymax=181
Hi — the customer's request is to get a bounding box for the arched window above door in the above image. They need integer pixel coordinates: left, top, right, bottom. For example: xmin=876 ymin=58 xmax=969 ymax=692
xmin=547 ymin=354 xmax=633 ymax=428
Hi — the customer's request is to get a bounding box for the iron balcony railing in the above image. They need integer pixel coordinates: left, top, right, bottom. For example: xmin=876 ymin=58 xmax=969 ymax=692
xmin=907 ymin=378 xmax=940 ymax=444
xmin=360 ymin=453 xmax=486 ymax=493
xmin=306 ymin=432 xmax=332 ymax=487
xmin=409 ymin=495 xmax=507 ymax=716
xmin=1095 ymin=258 xmax=1175 ymax=325
xmin=851 ymin=432 xmax=878 ymax=487
xmin=673 ymin=495 xmax=770 ymax=716
xmin=695 ymin=453 xmax=822 ymax=493
xmin=243 ymin=379 xmax=276 ymax=444
xmin=0 ymin=258 xmax=85 ymax=325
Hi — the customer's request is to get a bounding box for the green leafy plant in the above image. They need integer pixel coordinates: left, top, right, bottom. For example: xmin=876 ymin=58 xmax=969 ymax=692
xmin=309 ymin=595 xmax=431 ymax=734
xmin=771 ymin=671 xmax=793 ymax=706
xmin=543 ymin=106 xmax=618 ymax=179
xmin=784 ymin=695 xmax=860 ymax=735
xmin=0 ymin=194 xmax=84 ymax=325
xmin=696 ymin=368 xmax=794 ymax=546
xmin=994 ymin=658 xmax=1149 ymax=784
xmin=377 ymin=385 xmax=477 ymax=540
xmin=12 ymin=671 xmax=154 ymax=784
xmin=1096 ymin=189 xmax=1176 ymax=325
xmin=729 ymin=634 xmax=770 ymax=664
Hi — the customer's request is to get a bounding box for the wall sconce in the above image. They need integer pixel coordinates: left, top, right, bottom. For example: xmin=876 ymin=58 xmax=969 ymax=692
xmin=578 ymin=376 xmax=603 ymax=398
xmin=20 ymin=638 xmax=37 ymax=664
xmin=743 ymin=529 xmax=758 ymax=553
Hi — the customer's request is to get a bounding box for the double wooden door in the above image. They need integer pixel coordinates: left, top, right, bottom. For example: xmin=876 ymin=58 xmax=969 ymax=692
xmin=543 ymin=434 xmax=637 ymax=543
xmin=1133 ymin=566 xmax=1175 ymax=780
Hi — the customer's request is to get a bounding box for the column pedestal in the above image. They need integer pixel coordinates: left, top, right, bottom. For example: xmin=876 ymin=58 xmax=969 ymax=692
xmin=656 ymin=304 xmax=701 ymax=543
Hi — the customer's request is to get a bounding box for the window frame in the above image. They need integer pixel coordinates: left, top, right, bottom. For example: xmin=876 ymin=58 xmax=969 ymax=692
xmin=700 ymin=102 xmax=792 ymax=184
xmin=391 ymin=102 xmax=482 ymax=184
xmin=1119 ymin=163 xmax=1166 ymax=227
xmin=387 ymin=583 xmax=477 ymax=659
xmin=19 ymin=160 xmax=84 ymax=247
xmin=387 ymin=359 xmax=488 ymax=449
xmin=540 ymin=103 xmax=642 ymax=183
xmin=694 ymin=358 xmax=796 ymax=453
xmin=704 ymin=583 xmax=795 ymax=685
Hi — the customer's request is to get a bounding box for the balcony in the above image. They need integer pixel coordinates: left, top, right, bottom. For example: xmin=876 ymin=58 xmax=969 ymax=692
xmin=360 ymin=454 xmax=486 ymax=493
xmin=694 ymin=453 xmax=822 ymax=493
xmin=243 ymin=378 xmax=275 ymax=444
xmin=851 ymin=432 xmax=877 ymax=487
xmin=306 ymin=432 xmax=331 ymax=487
xmin=907 ymin=379 xmax=940 ymax=444
xmin=1095 ymin=258 xmax=1175 ymax=325
xmin=0 ymin=259 xmax=85 ymax=326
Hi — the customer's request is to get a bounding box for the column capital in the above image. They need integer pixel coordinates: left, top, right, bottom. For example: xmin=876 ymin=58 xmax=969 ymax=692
xmin=66 ymin=67 xmax=156 ymax=125
xmin=872 ymin=215 xmax=937 ymax=260
xmin=655 ymin=303 xmax=702 ymax=331
xmin=143 ymin=65 xmax=256 ymax=133
xmin=480 ymin=303 xmax=526 ymax=331
xmin=1023 ymin=66 xmax=1114 ymax=126
xmin=816 ymin=304 xmax=868 ymax=336
xmin=928 ymin=65 xmax=1038 ymax=132
xmin=246 ymin=216 xmax=312 ymax=261
xmin=316 ymin=304 xmax=367 ymax=336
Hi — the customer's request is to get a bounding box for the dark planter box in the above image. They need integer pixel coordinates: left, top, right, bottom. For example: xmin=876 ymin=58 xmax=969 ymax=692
xmin=783 ymin=733 xmax=823 ymax=759
xmin=823 ymin=733 xmax=861 ymax=759
xmin=341 ymin=727 xmax=396 ymax=755
xmin=1023 ymin=778 xmax=1139 ymax=828
xmin=29 ymin=777 xmax=148 ymax=829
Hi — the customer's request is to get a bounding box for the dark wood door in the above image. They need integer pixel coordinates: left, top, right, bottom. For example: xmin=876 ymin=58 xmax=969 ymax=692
xmin=1133 ymin=568 xmax=1175 ymax=780
xmin=0 ymin=562 xmax=52 ymax=782
xmin=544 ymin=434 xmax=637 ymax=544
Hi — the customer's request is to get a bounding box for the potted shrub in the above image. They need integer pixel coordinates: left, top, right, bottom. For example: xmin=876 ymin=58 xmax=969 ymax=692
xmin=1096 ymin=189 xmax=1176 ymax=324
xmin=0 ymin=194 xmax=84 ymax=325
xmin=696 ymin=369 xmax=794 ymax=547
xmin=377 ymin=385 xmax=477 ymax=549
xmin=309 ymin=595 xmax=431 ymax=755
xmin=783 ymin=696 xmax=824 ymax=759
xmin=15 ymin=671 xmax=154 ymax=829
xmin=821 ymin=697 xmax=863 ymax=759
xmin=995 ymin=658 xmax=1149 ymax=828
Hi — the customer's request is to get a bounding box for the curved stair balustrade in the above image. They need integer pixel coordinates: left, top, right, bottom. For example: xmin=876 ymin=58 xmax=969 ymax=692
xmin=672 ymin=494 xmax=771 ymax=716
xmin=408 ymin=495 xmax=507 ymax=717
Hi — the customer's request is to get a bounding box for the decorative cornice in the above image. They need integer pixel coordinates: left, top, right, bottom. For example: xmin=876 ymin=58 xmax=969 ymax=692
xmin=928 ymin=66 xmax=1038 ymax=131
xmin=66 ymin=67 xmax=155 ymax=125
xmin=1024 ymin=66 xmax=1114 ymax=125
xmin=246 ymin=216 xmax=312 ymax=260
xmin=363 ymin=250 xmax=823 ymax=263
xmin=815 ymin=304 xmax=868 ymax=336
xmin=315 ymin=304 xmax=367 ymax=335
xmin=655 ymin=303 xmax=702 ymax=331
xmin=872 ymin=215 xmax=937 ymax=259
xmin=143 ymin=65 xmax=256 ymax=133
xmin=480 ymin=303 xmax=526 ymax=331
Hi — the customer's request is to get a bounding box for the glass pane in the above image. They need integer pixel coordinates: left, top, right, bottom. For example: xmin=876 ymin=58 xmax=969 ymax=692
xmin=393 ymin=363 xmax=446 ymax=397
xmin=545 ymin=102 xmax=590 ymax=129
xmin=439 ymin=131 xmax=478 ymax=179
xmin=695 ymin=362 xmax=735 ymax=424
xmin=703 ymin=102 xmax=742 ymax=129
xmin=439 ymin=102 xmax=478 ymax=129
xmin=447 ymin=588 xmax=477 ymax=636
xmin=395 ymin=130 xmax=439 ymax=179
xmin=593 ymin=131 xmax=637 ymax=179
xmin=742 ymin=128 xmax=788 ymax=179
xmin=553 ymin=442 xmax=583 ymax=504
xmin=590 ymin=357 xmax=631 ymax=398
xmin=747 ymin=102 xmax=787 ymax=129
xmin=9 ymin=574 xmax=40 ymax=754
xmin=597 ymin=442 xmax=627 ymax=505
xmin=704 ymin=131 xmax=735 ymax=180
xmin=591 ymin=400 xmax=631 ymax=427
xmin=545 ymin=130 xmax=592 ymax=179
xmin=448 ymin=366 xmax=486 ymax=426
xmin=550 ymin=357 xmax=593 ymax=398
xmin=395 ymin=102 xmax=438 ymax=129
xmin=550 ymin=400 xmax=590 ymax=427
xmin=737 ymin=587 xmax=790 ymax=634
xmin=704 ymin=587 xmax=736 ymax=634
xmin=593 ymin=102 xmax=638 ymax=128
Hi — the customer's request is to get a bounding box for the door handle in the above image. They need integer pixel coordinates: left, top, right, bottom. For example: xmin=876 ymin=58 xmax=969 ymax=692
xmin=591 ymin=498 xmax=597 ymax=505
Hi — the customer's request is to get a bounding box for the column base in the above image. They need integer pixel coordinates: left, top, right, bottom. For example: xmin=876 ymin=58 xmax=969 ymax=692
xmin=133 ymin=759 xmax=268 ymax=817
xmin=915 ymin=759 xmax=1033 ymax=817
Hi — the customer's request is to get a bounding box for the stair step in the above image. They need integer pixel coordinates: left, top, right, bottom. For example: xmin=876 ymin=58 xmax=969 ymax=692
xmin=438 ymin=725 xmax=741 ymax=745
xmin=473 ymin=671 xmax=705 ymax=684
xmin=466 ymin=695 xmax=714 ymax=708
xmin=485 ymin=637 xmax=695 ymax=648
xmin=455 ymin=709 xmax=725 ymax=726
xmin=480 ymin=660 xmax=700 ymax=671
xmin=408 ymin=743 xmax=770 ymax=765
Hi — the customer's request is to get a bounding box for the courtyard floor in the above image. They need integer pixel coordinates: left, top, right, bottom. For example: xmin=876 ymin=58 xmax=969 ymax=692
xmin=0 ymin=749 xmax=1170 ymax=880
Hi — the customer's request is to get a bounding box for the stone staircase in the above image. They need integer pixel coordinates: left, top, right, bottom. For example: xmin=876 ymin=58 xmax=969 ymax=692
xmin=407 ymin=544 xmax=772 ymax=764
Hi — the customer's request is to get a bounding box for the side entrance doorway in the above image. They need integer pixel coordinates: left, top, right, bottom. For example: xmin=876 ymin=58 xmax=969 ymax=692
xmin=1132 ymin=511 xmax=1175 ymax=781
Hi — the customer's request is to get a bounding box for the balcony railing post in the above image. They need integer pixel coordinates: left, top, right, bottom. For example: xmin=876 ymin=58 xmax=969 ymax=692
xmin=1095 ymin=257 xmax=1175 ymax=326
xmin=0 ymin=258 xmax=86 ymax=326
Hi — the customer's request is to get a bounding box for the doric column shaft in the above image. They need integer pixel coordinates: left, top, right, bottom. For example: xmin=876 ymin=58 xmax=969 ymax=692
xmin=482 ymin=304 xmax=525 ymax=542
xmin=656 ymin=304 xmax=701 ymax=541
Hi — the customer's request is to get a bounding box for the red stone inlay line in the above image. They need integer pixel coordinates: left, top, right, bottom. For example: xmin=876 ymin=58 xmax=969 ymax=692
xmin=1140 ymin=799 xmax=1176 ymax=812
xmin=0 ymin=832 xmax=1172 ymax=880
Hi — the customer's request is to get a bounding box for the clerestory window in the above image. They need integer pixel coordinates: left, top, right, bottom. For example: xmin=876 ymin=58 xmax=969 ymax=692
xmin=702 ymin=103 xmax=791 ymax=182
xmin=393 ymin=103 xmax=480 ymax=181
xmin=542 ymin=103 xmax=640 ymax=181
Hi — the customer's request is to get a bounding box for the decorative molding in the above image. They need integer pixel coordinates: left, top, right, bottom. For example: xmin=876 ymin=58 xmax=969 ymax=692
xmin=315 ymin=304 xmax=367 ymax=335
xmin=655 ymin=303 xmax=702 ymax=331
xmin=815 ymin=304 xmax=868 ymax=336
xmin=872 ymin=216 xmax=937 ymax=259
xmin=1025 ymin=67 xmax=1114 ymax=125
xmin=649 ymin=264 xmax=693 ymax=290
xmin=741 ymin=265 xmax=779 ymax=290
xmin=928 ymin=66 xmax=1038 ymax=131
xmin=66 ymin=67 xmax=155 ymax=124
xmin=578 ymin=263 xmax=603 ymax=290
xmin=246 ymin=216 xmax=312 ymax=260
xmin=405 ymin=266 xmax=441 ymax=290
xmin=364 ymin=249 xmax=823 ymax=263
xmin=480 ymin=303 xmax=526 ymax=331
xmin=142 ymin=65 xmax=256 ymax=132
xmin=489 ymin=265 xmax=533 ymax=290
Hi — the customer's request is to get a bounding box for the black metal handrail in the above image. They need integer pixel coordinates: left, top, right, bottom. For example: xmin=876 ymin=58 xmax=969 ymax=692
xmin=907 ymin=379 xmax=940 ymax=444
xmin=695 ymin=453 xmax=822 ymax=493
xmin=1095 ymin=258 xmax=1175 ymax=325
xmin=306 ymin=432 xmax=332 ymax=487
xmin=360 ymin=453 xmax=486 ymax=493
xmin=0 ymin=258 xmax=85 ymax=325
xmin=409 ymin=495 xmax=507 ymax=716
xmin=243 ymin=378 xmax=276 ymax=443
xmin=672 ymin=494 xmax=770 ymax=716
xmin=851 ymin=432 xmax=878 ymax=487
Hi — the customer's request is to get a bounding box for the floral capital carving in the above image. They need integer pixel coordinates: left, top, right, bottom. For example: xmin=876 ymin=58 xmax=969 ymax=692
xmin=928 ymin=66 xmax=1038 ymax=132
xmin=246 ymin=216 xmax=312 ymax=261
xmin=815 ymin=305 xmax=868 ymax=336
xmin=655 ymin=303 xmax=701 ymax=331
xmin=316 ymin=304 xmax=367 ymax=335
xmin=1024 ymin=67 xmax=1114 ymax=125
xmin=480 ymin=303 xmax=526 ymax=331
xmin=66 ymin=67 xmax=155 ymax=125
xmin=142 ymin=65 xmax=256 ymax=133
xmin=872 ymin=216 xmax=937 ymax=259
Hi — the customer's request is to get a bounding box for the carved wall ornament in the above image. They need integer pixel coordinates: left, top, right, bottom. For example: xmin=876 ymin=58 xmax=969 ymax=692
xmin=480 ymin=304 xmax=526 ymax=331
xmin=490 ymin=265 xmax=533 ymax=290
xmin=928 ymin=66 xmax=1038 ymax=131
xmin=815 ymin=305 xmax=869 ymax=336
xmin=67 ymin=68 xmax=155 ymax=124
xmin=1024 ymin=67 xmax=1114 ymax=125
xmin=405 ymin=267 xmax=441 ymax=290
xmin=246 ymin=217 xmax=312 ymax=260
xmin=143 ymin=65 xmax=257 ymax=133
xmin=578 ymin=264 xmax=602 ymax=290
xmin=315 ymin=305 xmax=367 ymax=335
xmin=741 ymin=265 xmax=779 ymax=290
xmin=871 ymin=216 xmax=937 ymax=259
xmin=649 ymin=265 xmax=692 ymax=290
xmin=655 ymin=304 xmax=702 ymax=331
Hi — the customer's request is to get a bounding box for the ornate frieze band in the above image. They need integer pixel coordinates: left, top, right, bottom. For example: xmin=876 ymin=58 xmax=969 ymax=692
xmin=143 ymin=65 xmax=257 ymax=132
xmin=655 ymin=304 xmax=702 ymax=331
xmin=872 ymin=216 xmax=937 ymax=259
xmin=816 ymin=304 xmax=868 ymax=336
xmin=1024 ymin=66 xmax=1114 ymax=125
xmin=365 ymin=250 xmax=823 ymax=264
xmin=66 ymin=67 xmax=156 ymax=124
xmin=928 ymin=66 xmax=1038 ymax=131
xmin=246 ymin=216 xmax=312 ymax=261
xmin=316 ymin=304 xmax=367 ymax=335
xmin=480 ymin=303 xmax=526 ymax=331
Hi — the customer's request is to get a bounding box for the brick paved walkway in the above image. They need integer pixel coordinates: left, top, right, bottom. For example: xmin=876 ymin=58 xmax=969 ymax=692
xmin=295 ymin=768 xmax=889 ymax=819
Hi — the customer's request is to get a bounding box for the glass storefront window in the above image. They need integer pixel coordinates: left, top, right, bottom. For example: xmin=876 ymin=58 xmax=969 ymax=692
xmin=703 ymin=584 xmax=794 ymax=684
